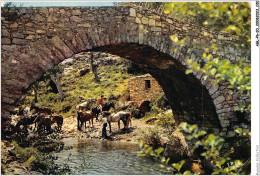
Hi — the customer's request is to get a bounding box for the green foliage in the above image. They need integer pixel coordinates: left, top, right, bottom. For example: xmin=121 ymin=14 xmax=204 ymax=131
xmin=165 ymin=2 xmax=251 ymax=50
xmin=11 ymin=141 xmax=39 ymax=164
xmin=178 ymin=122 xmax=247 ymax=175
xmin=138 ymin=142 xmax=198 ymax=175
xmin=151 ymin=92 xmax=170 ymax=110
xmin=156 ymin=111 xmax=175 ymax=132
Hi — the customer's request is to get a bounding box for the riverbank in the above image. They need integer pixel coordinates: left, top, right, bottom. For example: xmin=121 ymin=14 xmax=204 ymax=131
xmin=61 ymin=116 xmax=158 ymax=143
xmin=1 ymin=116 xmax=163 ymax=175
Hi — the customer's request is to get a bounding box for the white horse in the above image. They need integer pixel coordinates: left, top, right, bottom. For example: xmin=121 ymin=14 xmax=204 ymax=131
xmin=105 ymin=111 xmax=132 ymax=133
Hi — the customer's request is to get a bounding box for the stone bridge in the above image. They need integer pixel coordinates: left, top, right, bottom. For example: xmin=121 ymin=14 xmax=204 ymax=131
xmin=1 ymin=6 xmax=250 ymax=135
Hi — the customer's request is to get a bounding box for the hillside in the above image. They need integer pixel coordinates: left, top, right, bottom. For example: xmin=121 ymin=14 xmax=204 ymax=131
xmin=19 ymin=52 xmax=146 ymax=118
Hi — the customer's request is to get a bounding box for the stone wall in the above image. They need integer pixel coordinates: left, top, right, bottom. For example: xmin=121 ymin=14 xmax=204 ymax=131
xmin=1 ymin=6 xmax=250 ymax=134
xmin=129 ymin=74 xmax=163 ymax=103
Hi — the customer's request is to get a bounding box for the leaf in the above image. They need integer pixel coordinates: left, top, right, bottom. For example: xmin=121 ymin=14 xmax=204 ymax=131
xmin=210 ymin=68 xmax=217 ymax=75
xmin=235 ymin=128 xmax=242 ymax=134
xmin=207 ymin=134 xmax=216 ymax=146
xmin=185 ymin=69 xmax=193 ymax=75
xmin=166 ymin=158 xmax=170 ymax=164
xmin=164 ymin=10 xmax=170 ymax=14
xmin=155 ymin=147 xmax=164 ymax=155
xmin=183 ymin=170 xmax=192 ymax=175
xmin=137 ymin=153 xmax=146 ymax=157
xmin=187 ymin=59 xmax=192 ymax=64
xmin=197 ymin=131 xmax=207 ymax=138
xmin=192 ymin=62 xmax=199 ymax=70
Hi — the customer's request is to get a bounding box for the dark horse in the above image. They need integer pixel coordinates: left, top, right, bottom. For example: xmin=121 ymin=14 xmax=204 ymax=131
xmin=91 ymin=102 xmax=115 ymax=121
xmin=50 ymin=114 xmax=63 ymax=131
xmin=30 ymin=104 xmax=52 ymax=115
xmin=15 ymin=114 xmax=38 ymax=135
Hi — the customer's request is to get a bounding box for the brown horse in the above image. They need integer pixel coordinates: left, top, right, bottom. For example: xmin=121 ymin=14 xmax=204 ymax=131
xmin=30 ymin=105 xmax=52 ymax=115
xmin=50 ymin=114 xmax=63 ymax=131
xmin=33 ymin=114 xmax=52 ymax=134
xmin=77 ymin=106 xmax=95 ymax=131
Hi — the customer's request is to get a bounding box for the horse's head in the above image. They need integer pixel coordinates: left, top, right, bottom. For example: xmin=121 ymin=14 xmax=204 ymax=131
xmin=110 ymin=102 xmax=115 ymax=108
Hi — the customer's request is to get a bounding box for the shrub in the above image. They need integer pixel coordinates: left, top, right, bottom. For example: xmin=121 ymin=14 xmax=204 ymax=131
xmin=11 ymin=141 xmax=38 ymax=163
xmin=156 ymin=111 xmax=175 ymax=132
xmin=140 ymin=127 xmax=162 ymax=149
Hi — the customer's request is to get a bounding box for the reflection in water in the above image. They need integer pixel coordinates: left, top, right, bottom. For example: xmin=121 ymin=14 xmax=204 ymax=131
xmin=54 ymin=138 xmax=171 ymax=175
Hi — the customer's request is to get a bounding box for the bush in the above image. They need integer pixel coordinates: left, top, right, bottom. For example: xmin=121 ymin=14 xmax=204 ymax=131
xmin=140 ymin=127 xmax=162 ymax=149
xmin=150 ymin=93 xmax=170 ymax=111
xmin=156 ymin=111 xmax=175 ymax=131
xmin=11 ymin=141 xmax=38 ymax=163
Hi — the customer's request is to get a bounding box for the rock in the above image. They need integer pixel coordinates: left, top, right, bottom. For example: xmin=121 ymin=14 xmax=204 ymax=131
xmin=145 ymin=117 xmax=158 ymax=124
xmin=79 ymin=68 xmax=90 ymax=76
xmin=60 ymin=58 xmax=75 ymax=65
xmin=164 ymin=131 xmax=190 ymax=162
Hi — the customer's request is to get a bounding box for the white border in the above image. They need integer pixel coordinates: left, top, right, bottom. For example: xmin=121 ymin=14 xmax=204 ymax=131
xmin=251 ymin=0 xmax=260 ymax=175
xmin=1 ymin=0 xmax=259 ymax=175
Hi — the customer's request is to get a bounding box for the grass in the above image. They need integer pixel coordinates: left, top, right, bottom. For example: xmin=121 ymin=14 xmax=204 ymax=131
xmin=20 ymin=55 xmax=143 ymax=118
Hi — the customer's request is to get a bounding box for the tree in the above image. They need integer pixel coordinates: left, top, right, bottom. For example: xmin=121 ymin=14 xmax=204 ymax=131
xmin=90 ymin=53 xmax=100 ymax=82
xmin=50 ymin=74 xmax=64 ymax=100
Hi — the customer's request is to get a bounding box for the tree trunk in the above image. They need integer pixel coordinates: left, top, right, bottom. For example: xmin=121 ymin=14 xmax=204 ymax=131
xmin=33 ymin=87 xmax=38 ymax=103
xmin=50 ymin=74 xmax=64 ymax=100
xmin=90 ymin=53 xmax=99 ymax=82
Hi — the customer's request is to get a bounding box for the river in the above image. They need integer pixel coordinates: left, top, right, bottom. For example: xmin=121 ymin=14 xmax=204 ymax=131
xmin=52 ymin=138 xmax=172 ymax=175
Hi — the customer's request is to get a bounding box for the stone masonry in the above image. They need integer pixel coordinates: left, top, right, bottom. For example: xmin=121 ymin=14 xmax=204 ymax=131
xmin=1 ymin=6 xmax=250 ymax=135
xmin=129 ymin=74 xmax=163 ymax=103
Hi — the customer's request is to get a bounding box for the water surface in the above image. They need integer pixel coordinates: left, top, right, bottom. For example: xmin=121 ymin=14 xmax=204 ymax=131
xmin=54 ymin=138 xmax=171 ymax=175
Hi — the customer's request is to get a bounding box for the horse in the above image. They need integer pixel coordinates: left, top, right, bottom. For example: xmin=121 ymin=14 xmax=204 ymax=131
xmin=15 ymin=114 xmax=38 ymax=135
xmin=77 ymin=106 xmax=95 ymax=131
xmin=103 ymin=102 xmax=115 ymax=111
xmin=50 ymin=114 xmax=63 ymax=131
xmin=33 ymin=114 xmax=52 ymax=134
xmin=106 ymin=111 xmax=132 ymax=133
xmin=30 ymin=104 xmax=52 ymax=115
xmin=92 ymin=102 xmax=115 ymax=121
xmin=91 ymin=106 xmax=101 ymax=121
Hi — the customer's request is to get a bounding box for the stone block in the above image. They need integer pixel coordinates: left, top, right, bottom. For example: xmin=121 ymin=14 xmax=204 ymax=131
xmin=141 ymin=17 xmax=148 ymax=24
xmin=151 ymin=27 xmax=161 ymax=32
xmin=77 ymin=23 xmax=91 ymax=27
xmin=39 ymin=7 xmax=49 ymax=15
xmin=60 ymin=9 xmax=66 ymax=14
xmin=1 ymin=38 xmax=11 ymax=45
xmin=70 ymin=16 xmax=82 ymax=22
xmin=135 ymin=17 xmax=141 ymax=24
xmin=36 ymin=30 xmax=45 ymax=34
xmin=209 ymin=84 xmax=219 ymax=95
xmin=72 ymin=9 xmax=81 ymax=16
xmin=2 ymin=29 xmax=10 ymax=37
xmin=166 ymin=18 xmax=173 ymax=24
xmin=12 ymin=38 xmax=26 ymax=45
xmin=148 ymin=19 xmax=155 ymax=26
xmin=155 ymin=21 xmax=161 ymax=27
xmin=214 ymin=95 xmax=225 ymax=105
xmin=129 ymin=8 xmax=136 ymax=17
xmin=10 ymin=22 xmax=18 ymax=29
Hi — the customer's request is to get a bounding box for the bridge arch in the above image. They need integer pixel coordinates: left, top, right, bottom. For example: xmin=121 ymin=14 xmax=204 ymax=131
xmin=1 ymin=6 xmax=250 ymax=133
